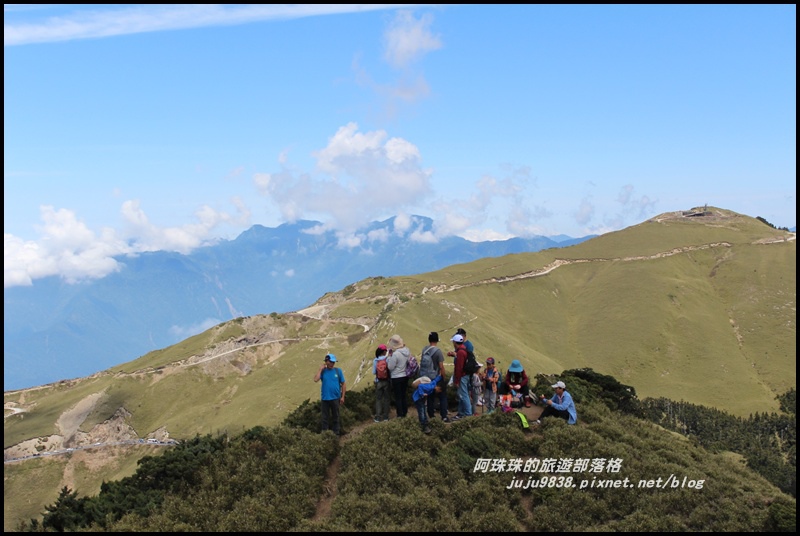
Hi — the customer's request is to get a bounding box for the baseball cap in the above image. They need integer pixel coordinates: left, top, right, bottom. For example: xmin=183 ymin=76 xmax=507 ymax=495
xmin=486 ymin=357 xmax=495 ymax=364
xmin=325 ymin=354 xmax=337 ymax=363
xmin=451 ymin=334 xmax=464 ymax=343
xmin=551 ymin=381 xmax=566 ymax=389
xmin=377 ymin=344 xmax=387 ymax=351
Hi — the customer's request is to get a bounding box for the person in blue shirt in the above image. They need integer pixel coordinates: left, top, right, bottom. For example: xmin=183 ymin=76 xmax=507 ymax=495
xmin=538 ymin=380 xmax=577 ymax=425
xmin=313 ymin=353 xmax=346 ymax=436
xmin=412 ymin=374 xmax=443 ymax=434
xmin=456 ymin=328 xmax=474 ymax=353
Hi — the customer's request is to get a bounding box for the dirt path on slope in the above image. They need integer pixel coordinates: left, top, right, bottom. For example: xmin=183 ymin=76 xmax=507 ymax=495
xmin=310 ymin=402 xmax=545 ymax=522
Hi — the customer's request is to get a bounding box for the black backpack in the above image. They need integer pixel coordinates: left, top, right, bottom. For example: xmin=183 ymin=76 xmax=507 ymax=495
xmin=463 ymin=350 xmax=480 ymax=375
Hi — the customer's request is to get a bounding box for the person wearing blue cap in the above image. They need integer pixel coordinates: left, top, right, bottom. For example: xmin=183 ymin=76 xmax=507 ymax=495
xmin=314 ymin=353 xmax=346 ymax=436
xmin=501 ymin=359 xmax=532 ymax=407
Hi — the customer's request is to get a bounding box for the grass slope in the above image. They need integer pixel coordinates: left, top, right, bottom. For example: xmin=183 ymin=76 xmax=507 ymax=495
xmin=4 ymin=207 xmax=795 ymax=530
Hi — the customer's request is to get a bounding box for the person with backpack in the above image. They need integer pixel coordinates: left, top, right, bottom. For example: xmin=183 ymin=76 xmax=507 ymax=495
xmin=372 ymin=344 xmax=391 ymax=422
xmin=386 ymin=334 xmax=411 ymax=418
xmin=313 ymin=353 xmax=346 ymax=436
xmin=501 ymin=359 xmax=532 ymax=407
xmin=449 ymin=333 xmax=473 ymax=420
xmin=418 ymin=331 xmax=450 ymax=422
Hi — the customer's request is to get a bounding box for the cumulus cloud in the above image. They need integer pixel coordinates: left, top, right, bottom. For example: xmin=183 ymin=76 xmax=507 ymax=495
xmin=121 ymin=199 xmax=249 ymax=254
xmin=4 ymin=207 xmax=128 ymax=287
xmin=254 ymin=122 xmax=433 ymax=244
xmin=4 ymin=200 xmax=251 ymax=288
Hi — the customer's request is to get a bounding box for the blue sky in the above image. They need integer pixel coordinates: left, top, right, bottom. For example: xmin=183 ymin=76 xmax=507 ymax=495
xmin=4 ymin=4 xmax=796 ymax=288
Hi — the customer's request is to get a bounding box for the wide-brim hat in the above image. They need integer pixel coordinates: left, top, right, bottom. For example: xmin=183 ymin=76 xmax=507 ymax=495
xmin=508 ymin=359 xmax=523 ymax=373
xmin=387 ymin=334 xmax=404 ymax=350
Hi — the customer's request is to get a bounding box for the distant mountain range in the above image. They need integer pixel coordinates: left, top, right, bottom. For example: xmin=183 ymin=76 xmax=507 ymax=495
xmin=3 ymin=215 xmax=593 ymax=390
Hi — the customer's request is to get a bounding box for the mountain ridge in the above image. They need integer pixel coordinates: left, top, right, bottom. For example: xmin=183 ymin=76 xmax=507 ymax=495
xmin=3 ymin=215 xmax=594 ymax=391
xmin=3 ymin=206 xmax=796 ymax=530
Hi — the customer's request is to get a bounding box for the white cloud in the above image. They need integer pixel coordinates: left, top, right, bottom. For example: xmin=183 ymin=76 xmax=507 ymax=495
xmin=121 ymin=199 xmax=249 ymax=254
xmin=409 ymin=228 xmax=438 ymax=243
xmin=382 ymin=10 xmax=442 ymax=68
xmin=575 ymin=197 xmax=595 ymax=226
xmin=616 ymin=184 xmax=657 ymax=220
xmin=4 ymin=4 xmax=420 ymax=46
xmin=169 ymin=317 xmax=221 ymax=341
xmin=393 ymin=212 xmax=413 ymax=233
xmin=460 ymin=228 xmax=514 ymax=242
xmin=367 ymin=228 xmax=390 ymax=242
xmin=4 ymin=200 xmax=251 ymax=288
xmin=4 ymin=206 xmax=128 ymax=287
xmin=256 ymin=123 xmax=432 ymax=236
xmin=336 ymin=233 xmax=363 ymax=249
xmin=351 ymin=9 xmax=441 ymax=121
xmin=505 ymin=203 xmax=552 ymax=238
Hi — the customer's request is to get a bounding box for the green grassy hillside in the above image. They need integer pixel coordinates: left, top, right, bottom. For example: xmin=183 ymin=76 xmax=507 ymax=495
xmin=10 ymin=384 xmax=797 ymax=532
xmin=4 ymin=207 xmax=795 ymax=531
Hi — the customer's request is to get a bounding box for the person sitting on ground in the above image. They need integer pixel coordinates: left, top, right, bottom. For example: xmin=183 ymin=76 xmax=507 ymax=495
xmin=501 ymin=359 xmax=532 ymax=407
xmin=412 ymin=375 xmax=443 ymax=434
xmin=538 ymin=380 xmax=577 ymax=425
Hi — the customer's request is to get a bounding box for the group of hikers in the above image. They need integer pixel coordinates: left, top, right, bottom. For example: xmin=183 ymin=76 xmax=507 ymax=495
xmin=314 ymin=328 xmax=577 ymax=436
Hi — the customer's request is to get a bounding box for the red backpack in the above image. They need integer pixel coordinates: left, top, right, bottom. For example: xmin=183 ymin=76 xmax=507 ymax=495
xmin=376 ymin=358 xmax=389 ymax=381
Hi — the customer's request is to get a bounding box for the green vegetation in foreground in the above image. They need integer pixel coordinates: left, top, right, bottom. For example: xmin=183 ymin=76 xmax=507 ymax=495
xmin=19 ymin=371 xmax=795 ymax=532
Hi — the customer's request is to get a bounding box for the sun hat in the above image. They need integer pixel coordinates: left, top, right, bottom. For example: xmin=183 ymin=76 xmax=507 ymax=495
xmin=387 ymin=334 xmax=404 ymax=349
xmin=508 ymin=359 xmax=523 ymax=373
xmin=325 ymin=354 xmax=337 ymax=363
xmin=412 ymin=376 xmax=432 ymax=387
xmin=451 ymin=334 xmax=464 ymax=343
xmin=551 ymin=381 xmax=566 ymax=389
